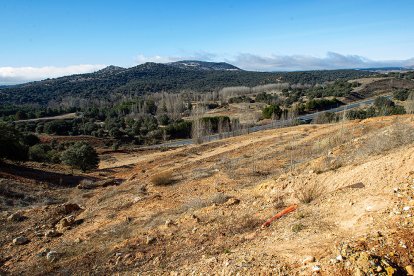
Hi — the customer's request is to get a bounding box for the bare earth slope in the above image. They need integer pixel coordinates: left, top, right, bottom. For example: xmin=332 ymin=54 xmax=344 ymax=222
xmin=1 ymin=115 xmax=414 ymax=275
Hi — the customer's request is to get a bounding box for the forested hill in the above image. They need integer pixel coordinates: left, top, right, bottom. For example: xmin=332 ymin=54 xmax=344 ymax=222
xmin=0 ymin=61 xmax=374 ymax=106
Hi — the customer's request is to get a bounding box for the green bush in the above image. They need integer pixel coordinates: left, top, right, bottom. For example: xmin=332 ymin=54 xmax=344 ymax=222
xmin=23 ymin=133 xmax=40 ymax=147
xmin=262 ymin=105 xmax=282 ymax=119
xmin=255 ymin=92 xmax=278 ymax=104
xmin=61 ymin=142 xmax=99 ymax=172
xmin=43 ymin=120 xmax=72 ymax=135
xmin=374 ymin=96 xmax=394 ymax=108
xmin=228 ymin=96 xmax=254 ymax=104
xmin=29 ymin=144 xmax=52 ymax=162
xmin=305 ymin=98 xmax=342 ymax=111
xmin=393 ymin=89 xmax=411 ymax=101
xmin=157 ymin=114 xmax=170 ymax=125
xmin=0 ymin=122 xmax=28 ymax=161
xmin=165 ymin=120 xmax=192 ymax=139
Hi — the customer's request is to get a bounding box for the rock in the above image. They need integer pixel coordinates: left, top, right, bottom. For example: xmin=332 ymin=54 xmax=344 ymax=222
xmin=7 ymin=212 xmax=26 ymax=222
xmin=406 ymin=265 xmax=414 ymax=275
xmin=77 ymin=178 xmax=122 ymax=189
xmin=355 ymin=252 xmax=371 ymax=273
xmin=385 ymin=266 xmax=395 ymax=276
xmin=303 ymin=256 xmax=316 ymax=264
xmin=336 ymin=255 xmax=343 ymax=262
xmin=62 ymin=203 xmax=82 ymax=214
xmin=191 ymin=214 xmax=200 ymax=223
xmin=225 ymin=198 xmax=240 ymax=206
xmin=56 ymin=215 xmax=76 ymax=231
xmin=146 ymin=236 xmax=156 ymax=245
xmin=403 ymin=206 xmax=411 ymax=211
xmin=36 ymin=248 xmax=50 ymax=257
xmin=13 ymin=236 xmax=29 ymax=245
xmin=45 ymin=229 xmax=61 ymax=238
xmin=165 ymin=219 xmax=174 ymax=227
xmin=46 ymin=251 xmax=60 ymax=262
xmin=312 ymin=265 xmax=321 ymax=272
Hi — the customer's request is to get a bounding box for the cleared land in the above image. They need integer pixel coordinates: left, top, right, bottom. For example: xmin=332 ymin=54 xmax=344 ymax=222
xmin=1 ymin=115 xmax=414 ymax=275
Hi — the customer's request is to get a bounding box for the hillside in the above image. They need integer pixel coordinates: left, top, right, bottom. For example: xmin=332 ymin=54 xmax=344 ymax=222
xmin=1 ymin=114 xmax=414 ymax=275
xmin=0 ymin=61 xmax=374 ymax=106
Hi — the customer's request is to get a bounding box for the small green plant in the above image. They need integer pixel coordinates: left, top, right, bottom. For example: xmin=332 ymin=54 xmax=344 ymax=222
xmin=291 ymin=223 xmax=305 ymax=233
xmin=296 ymin=212 xmax=306 ymax=219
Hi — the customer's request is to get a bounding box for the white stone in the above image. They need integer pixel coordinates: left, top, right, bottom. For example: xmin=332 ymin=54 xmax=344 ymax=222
xmin=312 ymin=265 xmax=321 ymax=272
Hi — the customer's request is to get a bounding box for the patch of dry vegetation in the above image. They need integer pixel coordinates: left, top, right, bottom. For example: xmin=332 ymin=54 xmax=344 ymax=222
xmin=360 ymin=119 xmax=414 ymax=156
xmin=295 ymin=182 xmax=324 ymax=203
xmin=150 ymin=171 xmax=174 ymax=185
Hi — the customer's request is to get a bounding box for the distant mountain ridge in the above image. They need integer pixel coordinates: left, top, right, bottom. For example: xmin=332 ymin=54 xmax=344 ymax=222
xmin=168 ymin=60 xmax=241 ymax=71
xmin=358 ymin=66 xmax=414 ymax=72
xmin=0 ymin=60 xmax=375 ymax=107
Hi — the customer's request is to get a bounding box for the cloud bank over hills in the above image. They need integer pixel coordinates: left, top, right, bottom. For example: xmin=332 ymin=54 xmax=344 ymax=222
xmin=0 ymin=64 xmax=106 ymax=85
xmin=135 ymin=52 xmax=414 ymax=71
xmin=1 ymin=52 xmax=413 ymax=84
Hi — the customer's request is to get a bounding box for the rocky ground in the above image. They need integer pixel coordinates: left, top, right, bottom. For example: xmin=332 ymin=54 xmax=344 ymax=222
xmin=1 ymin=115 xmax=414 ymax=275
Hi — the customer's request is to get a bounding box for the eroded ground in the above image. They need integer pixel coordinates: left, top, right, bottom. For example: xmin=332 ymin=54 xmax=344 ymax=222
xmin=1 ymin=115 xmax=414 ymax=275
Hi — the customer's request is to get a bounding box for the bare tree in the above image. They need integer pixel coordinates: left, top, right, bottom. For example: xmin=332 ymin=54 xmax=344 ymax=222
xmin=191 ymin=104 xmax=208 ymax=144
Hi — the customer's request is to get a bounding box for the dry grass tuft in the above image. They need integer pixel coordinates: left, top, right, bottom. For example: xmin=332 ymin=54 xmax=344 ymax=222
xmin=150 ymin=171 xmax=174 ymax=186
xmin=295 ymin=182 xmax=324 ymax=204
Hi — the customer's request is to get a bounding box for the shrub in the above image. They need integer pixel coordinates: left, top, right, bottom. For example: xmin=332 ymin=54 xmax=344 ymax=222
xmin=305 ymin=98 xmax=342 ymax=111
xmin=61 ymin=142 xmax=99 ymax=172
xmin=375 ymin=96 xmax=395 ymax=108
xmin=150 ymin=171 xmax=174 ymax=185
xmin=228 ymin=96 xmax=254 ymax=104
xmin=0 ymin=122 xmax=28 ymax=161
xmin=165 ymin=120 xmax=192 ymax=139
xmin=23 ymin=133 xmax=40 ymax=147
xmin=262 ymin=104 xmax=282 ymax=119
xmin=43 ymin=120 xmax=72 ymax=135
xmin=393 ymin=89 xmax=411 ymax=101
xmin=29 ymin=144 xmax=52 ymax=162
xmin=112 ymin=141 xmax=121 ymax=150
xmin=255 ymin=92 xmax=279 ymax=104
xmin=157 ymin=114 xmax=170 ymax=125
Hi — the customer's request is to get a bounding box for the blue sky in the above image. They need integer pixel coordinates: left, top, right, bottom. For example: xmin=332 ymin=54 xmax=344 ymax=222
xmin=1 ymin=0 xmax=414 ymax=83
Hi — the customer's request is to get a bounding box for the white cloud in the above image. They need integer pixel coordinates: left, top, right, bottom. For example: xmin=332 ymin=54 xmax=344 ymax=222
xmin=229 ymin=52 xmax=414 ymax=71
xmin=134 ymin=52 xmax=414 ymax=71
xmin=134 ymin=52 xmax=217 ymax=65
xmin=134 ymin=54 xmax=181 ymax=64
xmin=0 ymin=64 xmax=106 ymax=84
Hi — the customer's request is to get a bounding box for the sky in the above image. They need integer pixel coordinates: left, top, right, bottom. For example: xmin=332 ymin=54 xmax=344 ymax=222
xmin=1 ymin=0 xmax=414 ymax=84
